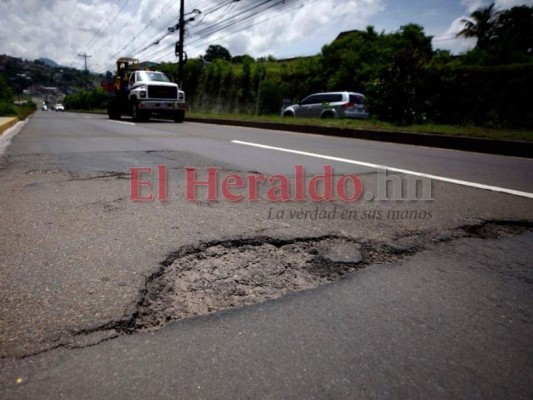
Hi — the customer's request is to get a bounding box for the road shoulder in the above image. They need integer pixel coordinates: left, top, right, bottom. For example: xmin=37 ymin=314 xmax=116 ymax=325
xmin=0 ymin=117 xmax=19 ymax=136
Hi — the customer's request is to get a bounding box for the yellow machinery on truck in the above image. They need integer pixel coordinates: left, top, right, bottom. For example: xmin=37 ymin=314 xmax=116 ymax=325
xmin=104 ymin=58 xmax=186 ymax=123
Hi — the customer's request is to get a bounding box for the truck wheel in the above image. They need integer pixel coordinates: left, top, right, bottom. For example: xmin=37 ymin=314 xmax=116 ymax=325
xmin=131 ymin=101 xmax=140 ymax=122
xmin=174 ymin=110 xmax=185 ymax=123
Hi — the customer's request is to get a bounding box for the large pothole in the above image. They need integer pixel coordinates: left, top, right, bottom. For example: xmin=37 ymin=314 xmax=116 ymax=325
xmin=8 ymin=221 xmax=533 ymax=358
xmin=134 ymin=237 xmax=407 ymax=329
xmin=133 ymin=221 xmax=533 ymax=330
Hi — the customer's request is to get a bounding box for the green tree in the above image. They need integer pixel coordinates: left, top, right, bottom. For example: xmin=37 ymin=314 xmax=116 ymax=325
xmin=367 ymin=24 xmax=434 ymax=124
xmin=158 ymin=63 xmax=179 ymax=82
xmin=0 ymin=74 xmax=13 ymax=101
xmin=204 ymin=45 xmax=232 ymax=62
xmin=494 ymin=5 xmax=533 ymax=63
xmin=457 ymin=3 xmax=500 ymax=50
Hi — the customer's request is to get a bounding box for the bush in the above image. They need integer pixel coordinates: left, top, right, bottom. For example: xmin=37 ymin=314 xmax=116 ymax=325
xmin=0 ymin=75 xmax=13 ymax=102
xmin=0 ymin=101 xmax=16 ymax=116
xmin=0 ymin=100 xmax=36 ymax=119
xmin=63 ymin=87 xmax=108 ymax=110
xmin=426 ymin=64 xmax=533 ymax=128
xmin=15 ymin=101 xmax=36 ymax=120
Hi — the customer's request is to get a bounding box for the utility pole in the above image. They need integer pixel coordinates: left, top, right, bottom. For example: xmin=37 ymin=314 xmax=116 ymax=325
xmin=177 ymin=0 xmax=185 ymax=88
xmin=78 ymin=53 xmax=92 ymax=72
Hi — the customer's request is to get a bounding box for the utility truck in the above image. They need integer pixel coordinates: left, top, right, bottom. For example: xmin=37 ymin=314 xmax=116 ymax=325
xmin=104 ymin=58 xmax=186 ymax=122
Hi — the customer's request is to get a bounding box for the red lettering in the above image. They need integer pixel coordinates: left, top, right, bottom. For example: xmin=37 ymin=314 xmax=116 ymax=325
xmin=157 ymin=165 xmax=168 ymax=201
xmin=130 ymin=167 xmax=154 ymax=201
xmin=186 ymin=167 xmax=218 ymax=201
xmin=247 ymin=174 xmax=266 ymax=201
xmin=222 ymin=174 xmax=245 ymax=201
xmin=308 ymin=165 xmax=334 ymax=201
xmin=336 ymin=175 xmax=363 ymax=201
xmin=294 ymin=165 xmax=305 ymax=201
xmin=267 ymin=175 xmax=290 ymax=201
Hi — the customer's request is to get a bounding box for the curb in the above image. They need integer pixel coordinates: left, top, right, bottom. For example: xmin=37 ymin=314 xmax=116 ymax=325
xmin=0 ymin=117 xmax=19 ymax=136
xmin=186 ymin=118 xmax=533 ymax=159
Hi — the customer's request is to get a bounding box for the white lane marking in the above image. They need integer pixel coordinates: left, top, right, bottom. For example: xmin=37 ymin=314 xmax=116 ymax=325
xmin=231 ymin=140 xmax=533 ymax=199
xmin=0 ymin=120 xmax=28 ymax=157
xmin=108 ymin=120 xmax=135 ymax=126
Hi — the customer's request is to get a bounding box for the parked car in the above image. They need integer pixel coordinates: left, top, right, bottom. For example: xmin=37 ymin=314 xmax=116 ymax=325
xmin=54 ymin=104 xmax=65 ymax=112
xmin=281 ymin=91 xmax=369 ymax=119
xmin=41 ymin=104 xmax=48 ymax=111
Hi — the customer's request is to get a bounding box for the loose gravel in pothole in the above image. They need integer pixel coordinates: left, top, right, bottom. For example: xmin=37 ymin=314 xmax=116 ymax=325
xmin=133 ymin=221 xmax=533 ymax=331
xmin=136 ymin=238 xmax=373 ymax=329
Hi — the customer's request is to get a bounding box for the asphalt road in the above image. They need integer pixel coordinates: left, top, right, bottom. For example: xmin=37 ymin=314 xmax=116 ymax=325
xmin=1 ymin=111 xmax=532 ymax=399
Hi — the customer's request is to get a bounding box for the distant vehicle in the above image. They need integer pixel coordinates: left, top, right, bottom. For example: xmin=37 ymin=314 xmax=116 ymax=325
xmin=41 ymin=104 xmax=48 ymax=111
xmin=54 ymin=104 xmax=65 ymax=112
xmin=105 ymin=58 xmax=186 ymax=122
xmin=282 ymin=91 xmax=369 ymax=119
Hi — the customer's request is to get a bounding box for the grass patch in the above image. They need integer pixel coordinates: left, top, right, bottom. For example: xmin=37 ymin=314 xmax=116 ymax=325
xmin=188 ymin=112 xmax=533 ymax=142
xmin=0 ymin=101 xmax=36 ymax=120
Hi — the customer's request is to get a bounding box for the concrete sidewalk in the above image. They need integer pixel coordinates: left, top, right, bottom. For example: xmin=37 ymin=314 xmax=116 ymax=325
xmin=0 ymin=117 xmax=18 ymax=136
xmin=2 ymin=233 xmax=532 ymax=400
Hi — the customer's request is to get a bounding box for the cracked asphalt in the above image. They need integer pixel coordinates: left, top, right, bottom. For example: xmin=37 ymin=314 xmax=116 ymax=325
xmin=0 ymin=112 xmax=532 ymax=399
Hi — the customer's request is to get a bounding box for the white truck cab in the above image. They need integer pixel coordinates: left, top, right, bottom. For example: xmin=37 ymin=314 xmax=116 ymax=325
xmin=127 ymin=70 xmax=186 ymax=122
xmin=106 ymin=58 xmax=186 ymax=123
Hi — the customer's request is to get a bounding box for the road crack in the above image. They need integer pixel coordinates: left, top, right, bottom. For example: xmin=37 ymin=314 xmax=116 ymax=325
xmin=6 ymin=219 xmax=532 ymax=360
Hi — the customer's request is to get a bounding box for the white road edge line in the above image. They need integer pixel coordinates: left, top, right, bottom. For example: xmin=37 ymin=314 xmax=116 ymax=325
xmin=231 ymin=140 xmax=533 ymax=199
xmin=108 ymin=120 xmax=135 ymax=126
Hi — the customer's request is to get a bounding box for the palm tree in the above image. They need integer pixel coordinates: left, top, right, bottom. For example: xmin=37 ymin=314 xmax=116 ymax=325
xmin=457 ymin=3 xmax=500 ymax=50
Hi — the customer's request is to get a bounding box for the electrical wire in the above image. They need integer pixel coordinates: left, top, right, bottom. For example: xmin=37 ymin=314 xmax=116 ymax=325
xmin=186 ymin=0 xmax=318 ymax=53
xmin=84 ymin=0 xmax=131 ymax=52
xmin=133 ymin=0 xmax=237 ymax=60
xmin=140 ymin=0 xmax=289 ymax=62
xmin=100 ymin=0 xmax=313 ymax=68
xmin=145 ymin=0 xmax=310 ymax=63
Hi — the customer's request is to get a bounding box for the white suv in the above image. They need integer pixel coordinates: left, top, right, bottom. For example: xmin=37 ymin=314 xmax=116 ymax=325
xmin=282 ymin=91 xmax=368 ymax=119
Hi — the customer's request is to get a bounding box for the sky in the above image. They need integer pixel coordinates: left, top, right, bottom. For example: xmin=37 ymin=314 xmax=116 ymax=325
xmin=0 ymin=0 xmax=531 ymax=73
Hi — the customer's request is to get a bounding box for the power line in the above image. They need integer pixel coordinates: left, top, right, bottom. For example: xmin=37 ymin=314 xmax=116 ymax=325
xmin=109 ymin=0 xmax=216 ymax=61
xmin=187 ymin=0 xmax=315 ymax=51
xmin=108 ymin=0 xmax=182 ymax=59
xmin=104 ymin=0 xmax=311 ymax=67
xmin=140 ymin=0 xmax=285 ymax=62
xmin=83 ymin=0 xmax=130 ymax=52
xmin=88 ymin=0 xmax=148 ymax=55
xmin=188 ymin=0 xmax=276 ymax=39
xmin=147 ymin=0 xmax=310 ymax=63
xmin=134 ymin=0 xmax=237 ymax=60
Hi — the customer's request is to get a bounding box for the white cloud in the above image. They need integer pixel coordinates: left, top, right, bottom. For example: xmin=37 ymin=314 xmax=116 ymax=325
xmin=434 ymin=0 xmax=532 ymax=54
xmin=432 ymin=16 xmax=476 ymax=54
xmin=460 ymin=0 xmax=486 ymax=12
xmin=184 ymin=0 xmax=384 ymax=59
xmin=496 ymin=0 xmax=533 ymax=8
xmin=0 ymin=0 xmax=529 ymax=72
xmin=461 ymin=0 xmax=532 ymax=12
xmin=0 ymin=0 xmax=385 ymax=70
